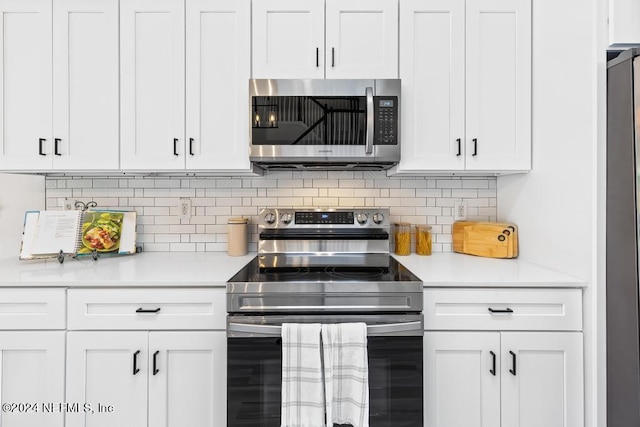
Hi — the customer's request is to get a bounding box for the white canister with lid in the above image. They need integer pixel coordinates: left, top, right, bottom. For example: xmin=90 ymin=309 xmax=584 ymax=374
xmin=227 ymin=217 xmax=249 ymax=256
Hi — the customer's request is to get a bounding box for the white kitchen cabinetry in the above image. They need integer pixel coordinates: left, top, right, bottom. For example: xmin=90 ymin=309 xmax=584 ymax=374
xmin=0 ymin=0 xmax=119 ymax=171
xmin=65 ymin=288 xmax=227 ymax=427
xmin=0 ymin=289 xmax=66 ymax=427
xmin=252 ymin=0 xmax=398 ymax=79
xmin=121 ymin=0 xmax=251 ymax=172
xmin=396 ymin=0 xmax=531 ymax=173
xmin=423 ymin=288 xmax=584 ymax=427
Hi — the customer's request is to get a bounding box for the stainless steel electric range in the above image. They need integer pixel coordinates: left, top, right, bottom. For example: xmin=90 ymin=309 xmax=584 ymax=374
xmin=226 ymin=208 xmax=424 ymax=427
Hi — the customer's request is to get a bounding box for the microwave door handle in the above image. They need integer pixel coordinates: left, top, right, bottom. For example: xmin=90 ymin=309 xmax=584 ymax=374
xmin=365 ymin=86 xmax=374 ymax=154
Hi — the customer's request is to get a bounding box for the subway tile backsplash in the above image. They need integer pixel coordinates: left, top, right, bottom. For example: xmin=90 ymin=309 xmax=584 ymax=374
xmin=45 ymin=171 xmax=497 ymax=253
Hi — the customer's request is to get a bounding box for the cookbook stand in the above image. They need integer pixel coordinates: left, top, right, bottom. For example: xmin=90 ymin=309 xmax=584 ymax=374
xmin=56 ymin=248 xmax=100 ymax=263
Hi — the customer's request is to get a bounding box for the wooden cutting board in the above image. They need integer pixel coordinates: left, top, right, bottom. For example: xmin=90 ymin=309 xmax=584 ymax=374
xmin=453 ymin=221 xmax=518 ymax=258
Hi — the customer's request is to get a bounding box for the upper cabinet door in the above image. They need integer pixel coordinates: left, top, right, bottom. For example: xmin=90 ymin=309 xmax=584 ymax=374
xmin=465 ymin=0 xmax=531 ymax=171
xmin=120 ymin=0 xmax=185 ymax=171
xmin=52 ymin=0 xmax=119 ymax=171
xmin=325 ymin=0 xmax=398 ymax=79
xmin=0 ymin=0 xmax=52 ymax=170
xmin=252 ymin=0 xmax=324 ymax=79
xmin=398 ymin=0 xmax=465 ymax=171
xmin=186 ymin=0 xmax=251 ymax=171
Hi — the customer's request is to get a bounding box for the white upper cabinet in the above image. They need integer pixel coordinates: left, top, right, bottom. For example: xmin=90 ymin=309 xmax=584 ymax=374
xmin=252 ymin=0 xmax=325 ymax=79
xmin=120 ymin=0 xmax=186 ymax=170
xmin=52 ymin=0 xmax=119 ymax=170
xmin=396 ymin=0 xmax=531 ymax=174
xmin=252 ymin=0 xmax=398 ymax=79
xmin=185 ymin=0 xmax=251 ymax=171
xmin=398 ymin=0 xmax=465 ymax=171
xmin=324 ymin=0 xmax=398 ymax=78
xmin=465 ymin=0 xmax=531 ymax=171
xmin=609 ymin=0 xmax=640 ymax=43
xmin=0 ymin=0 xmax=119 ymax=172
xmin=121 ymin=0 xmax=251 ymax=172
xmin=0 ymin=0 xmax=51 ymax=171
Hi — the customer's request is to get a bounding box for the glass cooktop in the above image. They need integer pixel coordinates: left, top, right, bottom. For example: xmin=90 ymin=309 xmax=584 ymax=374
xmin=227 ymin=256 xmax=421 ymax=284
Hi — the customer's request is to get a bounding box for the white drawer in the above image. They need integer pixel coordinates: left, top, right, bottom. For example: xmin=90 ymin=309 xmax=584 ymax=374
xmin=67 ymin=288 xmax=226 ymax=330
xmin=423 ymin=288 xmax=582 ymax=331
xmin=0 ymin=288 xmax=66 ymax=330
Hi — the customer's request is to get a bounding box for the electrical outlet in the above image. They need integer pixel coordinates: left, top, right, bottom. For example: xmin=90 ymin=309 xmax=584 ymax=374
xmin=63 ymin=198 xmax=76 ymax=211
xmin=179 ymin=198 xmax=192 ymax=220
xmin=454 ymin=200 xmax=467 ymax=221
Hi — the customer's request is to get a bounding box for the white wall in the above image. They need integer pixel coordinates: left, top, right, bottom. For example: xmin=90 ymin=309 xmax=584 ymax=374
xmin=497 ymin=1 xmax=603 ymax=426
xmin=0 ymin=173 xmax=44 ymax=258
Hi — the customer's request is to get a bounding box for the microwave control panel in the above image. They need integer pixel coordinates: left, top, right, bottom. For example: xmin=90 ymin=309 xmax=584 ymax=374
xmin=373 ymin=96 xmax=398 ymax=145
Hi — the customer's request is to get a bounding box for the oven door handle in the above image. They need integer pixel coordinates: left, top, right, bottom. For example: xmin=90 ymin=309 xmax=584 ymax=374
xmin=227 ymin=320 xmax=423 ymax=337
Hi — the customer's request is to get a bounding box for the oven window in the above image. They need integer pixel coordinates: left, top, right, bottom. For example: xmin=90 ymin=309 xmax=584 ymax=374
xmin=227 ymin=336 xmax=423 ymax=427
xmin=251 ymin=96 xmax=366 ymax=146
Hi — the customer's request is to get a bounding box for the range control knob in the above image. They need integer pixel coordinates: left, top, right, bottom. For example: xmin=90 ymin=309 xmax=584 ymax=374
xmin=372 ymin=212 xmax=385 ymax=224
xmin=356 ymin=213 xmax=369 ymax=225
xmin=264 ymin=212 xmax=276 ymax=224
xmin=280 ymin=213 xmax=293 ymax=224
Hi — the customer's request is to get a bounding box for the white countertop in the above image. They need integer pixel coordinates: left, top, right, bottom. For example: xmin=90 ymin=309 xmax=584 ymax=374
xmin=0 ymin=252 xmax=585 ymax=288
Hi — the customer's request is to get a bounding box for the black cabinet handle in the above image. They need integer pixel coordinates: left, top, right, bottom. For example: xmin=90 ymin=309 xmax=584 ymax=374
xmin=173 ymin=138 xmax=179 ymax=156
xmin=133 ymin=350 xmax=140 ymax=375
xmin=332 ymin=47 xmax=335 ymax=67
xmin=456 ymin=138 xmax=461 ymax=156
xmin=509 ymin=351 xmax=517 ymax=376
xmin=316 ymin=47 xmax=319 ymax=67
xmin=153 ymin=350 xmax=159 ymax=375
xmin=39 ymin=138 xmax=46 ymax=156
xmin=490 ymin=351 xmax=496 ymax=376
xmin=472 ymin=138 xmax=478 ymax=156
xmin=488 ymin=307 xmax=513 ymax=314
xmin=189 ymin=138 xmax=194 ymax=156
xmin=136 ymin=307 xmax=161 ymax=313
xmin=54 ymin=138 xmax=61 ymax=156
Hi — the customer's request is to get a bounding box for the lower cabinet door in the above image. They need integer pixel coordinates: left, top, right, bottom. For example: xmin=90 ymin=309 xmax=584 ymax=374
xmin=501 ymin=332 xmax=584 ymax=427
xmin=0 ymin=331 xmax=65 ymax=427
xmin=66 ymin=331 xmax=148 ymax=427
xmin=148 ymin=331 xmax=226 ymax=427
xmin=424 ymin=331 xmax=501 ymax=427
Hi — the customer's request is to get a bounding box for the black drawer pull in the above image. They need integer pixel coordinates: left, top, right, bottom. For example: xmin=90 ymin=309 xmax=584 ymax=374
xmin=153 ymin=350 xmax=160 ymax=375
xmin=39 ymin=138 xmax=46 ymax=156
xmin=136 ymin=307 xmax=161 ymax=314
xmin=490 ymin=351 xmax=496 ymax=376
xmin=472 ymin=138 xmax=478 ymax=156
xmin=173 ymin=138 xmax=179 ymax=156
xmin=189 ymin=137 xmax=194 ymax=155
xmin=456 ymin=138 xmax=461 ymax=156
xmin=133 ymin=350 xmax=140 ymax=375
xmin=488 ymin=307 xmax=513 ymax=314
xmin=509 ymin=350 xmax=517 ymax=375
xmin=54 ymin=138 xmax=61 ymax=156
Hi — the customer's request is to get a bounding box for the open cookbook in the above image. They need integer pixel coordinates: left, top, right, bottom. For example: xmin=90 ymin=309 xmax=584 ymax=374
xmin=19 ymin=210 xmax=137 ymax=260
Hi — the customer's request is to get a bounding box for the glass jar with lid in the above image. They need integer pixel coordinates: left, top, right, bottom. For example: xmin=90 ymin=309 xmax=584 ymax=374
xmin=415 ymin=225 xmax=432 ymax=256
xmin=394 ymin=222 xmax=411 ymax=256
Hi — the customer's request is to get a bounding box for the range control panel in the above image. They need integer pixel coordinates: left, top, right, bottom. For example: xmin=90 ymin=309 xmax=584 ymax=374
xmin=374 ymin=96 xmax=398 ymax=145
xmin=295 ymin=211 xmax=354 ymax=224
xmin=259 ymin=208 xmax=390 ymax=228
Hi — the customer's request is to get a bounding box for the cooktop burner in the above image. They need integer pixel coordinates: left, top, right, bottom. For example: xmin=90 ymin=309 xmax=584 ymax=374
xmin=227 ymin=256 xmax=420 ymax=284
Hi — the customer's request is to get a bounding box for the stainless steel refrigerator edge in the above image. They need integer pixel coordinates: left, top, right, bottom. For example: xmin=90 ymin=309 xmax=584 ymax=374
xmin=607 ymin=48 xmax=640 ymax=426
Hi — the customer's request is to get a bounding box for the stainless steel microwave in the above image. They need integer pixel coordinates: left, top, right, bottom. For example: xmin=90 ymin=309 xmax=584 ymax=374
xmin=249 ymin=79 xmax=400 ymax=170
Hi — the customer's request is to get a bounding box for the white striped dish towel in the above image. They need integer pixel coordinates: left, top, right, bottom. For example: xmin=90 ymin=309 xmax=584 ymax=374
xmin=281 ymin=323 xmax=325 ymax=427
xmin=322 ymin=323 xmax=369 ymax=427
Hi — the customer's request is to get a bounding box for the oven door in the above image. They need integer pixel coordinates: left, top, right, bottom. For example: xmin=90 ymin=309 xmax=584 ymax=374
xmin=226 ymin=314 xmax=423 ymax=427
